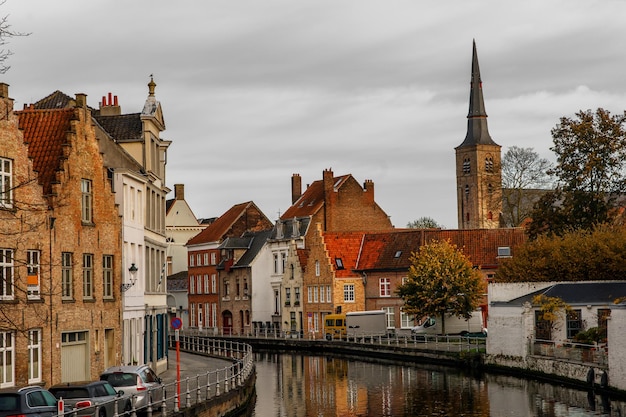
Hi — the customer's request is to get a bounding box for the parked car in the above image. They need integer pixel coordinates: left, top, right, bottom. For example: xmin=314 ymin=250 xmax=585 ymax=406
xmin=99 ymin=365 xmax=163 ymax=412
xmin=0 ymin=386 xmax=60 ymax=417
xmin=48 ymin=380 xmax=130 ymax=417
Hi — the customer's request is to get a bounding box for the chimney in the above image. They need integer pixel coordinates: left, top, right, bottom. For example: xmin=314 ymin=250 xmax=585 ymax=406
xmin=323 ymin=168 xmax=335 ymax=231
xmin=174 ymin=184 xmax=185 ymax=200
xmin=99 ymin=92 xmax=122 ymax=116
xmin=75 ymin=93 xmax=87 ymax=108
xmin=291 ymin=174 xmax=302 ymax=204
xmin=0 ymin=83 xmax=9 ymax=99
xmin=363 ymin=179 xmax=374 ymax=204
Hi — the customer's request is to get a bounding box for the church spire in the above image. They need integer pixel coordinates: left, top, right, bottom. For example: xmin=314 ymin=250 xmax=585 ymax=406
xmin=457 ymin=40 xmax=498 ymax=148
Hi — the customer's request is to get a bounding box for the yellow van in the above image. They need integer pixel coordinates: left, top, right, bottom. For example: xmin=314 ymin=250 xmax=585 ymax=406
xmin=324 ymin=314 xmax=346 ymax=340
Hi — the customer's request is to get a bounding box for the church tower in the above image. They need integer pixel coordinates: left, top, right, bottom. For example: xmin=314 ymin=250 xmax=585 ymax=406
xmin=455 ymin=41 xmax=502 ymax=229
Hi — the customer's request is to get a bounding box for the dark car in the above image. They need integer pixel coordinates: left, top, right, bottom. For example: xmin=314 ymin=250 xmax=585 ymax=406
xmin=0 ymin=386 xmax=59 ymax=417
xmin=99 ymin=365 xmax=163 ymax=412
xmin=48 ymin=380 xmax=130 ymax=417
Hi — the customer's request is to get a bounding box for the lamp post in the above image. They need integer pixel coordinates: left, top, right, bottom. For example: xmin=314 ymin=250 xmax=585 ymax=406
xmin=121 ymin=263 xmax=138 ymax=292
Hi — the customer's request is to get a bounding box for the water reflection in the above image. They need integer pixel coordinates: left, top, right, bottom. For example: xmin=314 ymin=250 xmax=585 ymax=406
xmin=249 ymin=352 xmax=626 ymax=417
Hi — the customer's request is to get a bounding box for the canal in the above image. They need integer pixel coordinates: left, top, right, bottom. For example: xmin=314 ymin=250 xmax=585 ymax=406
xmin=248 ymin=352 xmax=626 ymax=416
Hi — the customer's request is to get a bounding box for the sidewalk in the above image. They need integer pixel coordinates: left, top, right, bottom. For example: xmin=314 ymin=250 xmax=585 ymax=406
xmin=160 ymin=348 xmax=233 ymax=385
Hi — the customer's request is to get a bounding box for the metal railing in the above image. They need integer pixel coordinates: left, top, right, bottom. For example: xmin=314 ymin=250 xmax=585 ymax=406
xmin=54 ymin=337 xmax=254 ymax=417
xmin=531 ymin=339 xmax=608 ymax=366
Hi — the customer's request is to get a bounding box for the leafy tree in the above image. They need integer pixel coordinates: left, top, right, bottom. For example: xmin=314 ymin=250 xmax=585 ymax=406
xmin=533 ymin=294 xmax=572 ymax=340
xmin=397 ymin=240 xmax=483 ymax=334
xmin=528 ymin=108 xmax=626 ymax=238
xmin=494 ymin=225 xmax=626 ymax=283
xmin=406 ymin=216 xmax=443 ymax=229
xmin=501 ymin=146 xmax=554 ymax=227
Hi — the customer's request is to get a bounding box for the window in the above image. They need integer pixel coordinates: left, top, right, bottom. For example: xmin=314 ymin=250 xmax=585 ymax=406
xmin=400 ymin=310 xmax=414 ymax=329
xmin=196 ymin=276 xmax=202 ymax=294
xmin=285 ymin=288 xmax=291 ymax=305
xmin=462 ymin=157 xmax=470 ymax=174
xmin=0 ymin=157 xmax=12 ymax=208
xmin=598 ymin=308 xmax=611 ymax=341
xmin=28 ymin=329 xmax=41 ymax=384
xmin=315 ymin=260 xmax=320 ymax=276
xmin=236 ymin=279 xmax=240 ymax=298
xmin=319 ymin=285 xmax=324 ymax=303
xmin=196 ymin=254 xmax=201 ymax=266
xmin=485 ymin=157 xmax=494 ymax=173
xmin=379 ymin=278 xmax=391 ymax=297
xmin=335 ymin=258 xmax=344 ymax=270
xmin=203 ymin=253 xmax=208 ymax=265
xmin=189 ymin=254 xmax=195 ymax=267
xmin=383 ymin=307 xmax=394 ymax=329
xmin=327 ymin=286 xmax=331 ymax=303
xmin=203 ymin=275 xmax=209 ymax=294
xmin=273 ymin=254 xmax=279 ymax=274
xmin=223 ymin=280 xmax=230 ymax=297
xmin=0 ymin=331 xmax=14 ymax=387
xmin=210 ymin=252 xmax=216 ymax=265
xmin=497 ymin=247 xmax=511 ymax=257
xmin=61 ymin=252 xmax=73 ymax=299
xmin=534 ymin=310 xmax=551 ymax=341
xmin=464 ymin=184 xmax=469 ymax=199
xmin=343 ymin=284 xmax=355 ymax=302
xmin=294 ymin=287 xmax=300 ymax=305
xmin=189 ymin=276 xmax=195 ymax=294
xmin=102 ymin=255 xmax=113 ymax=298
xmin=243 ymin=279 xmax=249 ymax=297
xmin=83 ymin=254 xmax=93 ymax=299
xmin=0 ymin=249 xmax=13 ymax=300
xmin=313 ymin=313 xmax=319 ymax=332
xmin=307 ymin=287 xmax=313 ymax=303
xmin=81 ymin=179 xmax=93 ymax=223
xmin=567 ymin=309 xmax=582 ymax=339
xmin=394 ymin=251 xmax=402 ymax=258
xmin=211 ymin=274 xmax=217 ymax=293
xmin=281 ymin=253 xmax=286 ymax=274
xmin=26 ymin=250 xmax=40 ymax=300
xmin=313 ymin=286 xmax=318 ymax=303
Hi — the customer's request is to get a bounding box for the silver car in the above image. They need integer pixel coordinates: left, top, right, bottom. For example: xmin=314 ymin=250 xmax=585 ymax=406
xmin=48 ymin=380 xmax=130 ymax=417
xmin=99 ymin=365 xmax=163 ymax=412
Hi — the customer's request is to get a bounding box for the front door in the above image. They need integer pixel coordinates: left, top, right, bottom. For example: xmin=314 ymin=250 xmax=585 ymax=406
xmin=222 ymin=311 xmax=233 ymax=335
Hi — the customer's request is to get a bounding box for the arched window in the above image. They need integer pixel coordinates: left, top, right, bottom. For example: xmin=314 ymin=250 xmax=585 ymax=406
xmin=488 ymin=183 xmax=493 ymax=196
xmin=463 ymin=158 xmax=471 ymax=174
xmin=485 ymin=157 xmax=494 ymax=173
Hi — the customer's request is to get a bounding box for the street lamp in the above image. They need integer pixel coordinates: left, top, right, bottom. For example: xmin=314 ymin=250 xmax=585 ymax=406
xmin=121 ymin=263 xmax=138 ymax=292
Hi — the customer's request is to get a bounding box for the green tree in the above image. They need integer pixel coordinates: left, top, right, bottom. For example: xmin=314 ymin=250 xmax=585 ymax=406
xmin=406 ymin=216 xmax=442 ymax=229
xmin=501 ymin=146 xmax=553 ymax=227
xmin=494 ymin=225 xmax=626 ymax=283
xmin=528 ymin=108 xmax=626 ymax=238
xmin=397 ymin=240 xmax=483 ymax=334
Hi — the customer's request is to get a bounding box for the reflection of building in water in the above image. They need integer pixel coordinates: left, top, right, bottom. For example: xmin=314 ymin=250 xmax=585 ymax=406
xmin=303 ymin=356 xmax=340 ymax=417
xmin=278 ymin=353 xmax=306 ymax=417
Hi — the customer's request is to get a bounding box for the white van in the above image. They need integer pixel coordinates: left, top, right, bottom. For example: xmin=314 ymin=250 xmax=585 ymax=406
xmin=410 ymin=313 xmax=484 ymax=336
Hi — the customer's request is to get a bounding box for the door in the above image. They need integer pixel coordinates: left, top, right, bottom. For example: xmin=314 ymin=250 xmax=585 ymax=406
xmin=222 ymin=311 xmax=233 ymax=335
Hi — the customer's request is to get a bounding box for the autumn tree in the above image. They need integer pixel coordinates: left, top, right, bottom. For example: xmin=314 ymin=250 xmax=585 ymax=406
xmin=494 ymin=225 xmax=626 ymax=283
xmin=533 ymin=294 xmax=572 ymax=340
xmin=397 ymin=240 xmax=483 ymax=334
xmin=501 ymin=146 xmax=554 ymax=227
xmin=528 ymin=108 xmax=626 ymax=238
xmin=406 ymin=216 xmax=443 ymax=229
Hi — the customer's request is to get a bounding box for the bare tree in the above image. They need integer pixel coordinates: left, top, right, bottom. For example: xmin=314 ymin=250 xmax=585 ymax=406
xmin=501 ymin=146 xmax=554 ymax=227
xmin=0 ymin=1 xmax=29 ymax=74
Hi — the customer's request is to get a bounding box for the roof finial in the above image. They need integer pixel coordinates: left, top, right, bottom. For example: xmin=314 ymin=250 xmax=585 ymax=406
xmin=148 ymin=75 xmax=156 ymax=97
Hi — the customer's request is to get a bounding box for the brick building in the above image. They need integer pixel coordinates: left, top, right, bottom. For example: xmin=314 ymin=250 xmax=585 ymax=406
xmin=15 ymin=90 xmax=122 ymax=384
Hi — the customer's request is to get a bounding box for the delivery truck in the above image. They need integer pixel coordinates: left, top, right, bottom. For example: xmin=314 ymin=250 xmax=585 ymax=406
xmin=324 ymin=310 xmax=389 ymax=340
xmin=410 ymin=312 xmax=484 ymax=336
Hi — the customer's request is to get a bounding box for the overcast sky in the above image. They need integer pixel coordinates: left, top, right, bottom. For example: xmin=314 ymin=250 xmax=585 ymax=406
xmin=4 ymin=1 xmax=626 ymax=228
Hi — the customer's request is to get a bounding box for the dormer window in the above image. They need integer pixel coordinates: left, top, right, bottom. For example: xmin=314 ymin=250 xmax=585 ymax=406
xmin=497 ymin=247 xmax=511 ymax=257
xmin=335 ymin=258 xmax=344 ymax=270
xmin=394 ymin=251 xmax=402 ymax=258
xmin=292 ymin=218 xmax=300 ymax=237
xmin=276 ymin=221 xmax=284 ymax=239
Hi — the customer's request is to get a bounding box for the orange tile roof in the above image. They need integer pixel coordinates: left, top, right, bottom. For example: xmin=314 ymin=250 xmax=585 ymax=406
xmin=355 ymin=228 xmax=528 ymax=271
xmin=322 ymin=231 xmax=365 ymax=278
xmin=17 ymin=107 xmax=76 ymax=196
xmin=281 ymin=174 xmax=350 ymax=219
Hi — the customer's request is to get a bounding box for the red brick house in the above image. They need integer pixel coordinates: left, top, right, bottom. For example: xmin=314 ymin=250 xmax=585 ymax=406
xmin=186 ymin=201 xmax=272 ymax=332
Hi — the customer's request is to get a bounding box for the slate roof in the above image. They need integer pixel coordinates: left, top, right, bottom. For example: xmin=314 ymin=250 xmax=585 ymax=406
xmin=233 ymin=230 xmax=273 ymax=268
xmin=17 ymin=107 xmax=76 ymax=196
xmin=281 ymin=175 xmax=350 ymax=219
xmin=33 ymin=90 xmax=78 ymax=110
xmin=93 ymin=113 xmax=143 ymax=142
xmin=353 ymin=228 xmax=528 ymax=272
xmin=167 ymin=271 xmax=188 ymax=291
xmin=269 ymin=217 xmax=311 ymax=240
xmin=495 ymin=282 xmax=626 ymax=307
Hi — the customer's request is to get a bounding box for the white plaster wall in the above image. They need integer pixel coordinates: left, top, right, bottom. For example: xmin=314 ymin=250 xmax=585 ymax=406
xmin=488 ymin=282 xmax=554 ymax=302
xmin=607 ymin=307 xmax=626 ymax=391
xmin=251 ymin=242 xmax=276 ymax=323
xmin=487 ymin=306 xmax=526 ymax=357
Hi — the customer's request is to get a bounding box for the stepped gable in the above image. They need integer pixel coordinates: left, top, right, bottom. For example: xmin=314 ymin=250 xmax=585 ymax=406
xmin=281 ymin=175 xmax=350 ymax=219
xmin=17 ymin=107 xmax=76 ymax=196
xmin=322 ymin=231 xmax=366 ymax=278
xmin=187 ymin=201 xmax=272 ymax=245
xmin=297 ymin=248 xmax=309 ymax=273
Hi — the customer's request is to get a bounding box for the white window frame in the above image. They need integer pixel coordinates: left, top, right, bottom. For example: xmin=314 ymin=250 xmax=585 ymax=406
xmin=83 ymin=253 xmax=93 ymax=299
xmin=62 ymin=252 xmax=73 ymax=299
xmin=383 ymin=306 xmax=394 ymax=329
xmin=327 ymin=286 xmax=332 ymax=303
xmin=0 ymin=157 xmax=13 ymax=208
xmin=0 ymin=331 xmax=15 ymax=388
xmin=189 ymin=276 xmax=195 ymax=294
xmin=103 ymin=255 xmax=113 ymax=299
xmin=313 ymin=286 xmax=318 ymax=303
xmin=315 ymin=260 xmax=320 ymax=276
xmin=400 ymin=310 xmax=414 ymax=329
xmin=189 ymin=254 xmax=195 ymax=267
xmin=203 ymin=274 xmax=209 ymax=294
xmin=203 ymin=253 xmax=208 ymax=266
xmin=343 ymin=284 xmax=355 ymax=303
xmin=379 ymin=277 xmax=391 ymax=297
xmin=307 ymin=286 xmax=313 ymax=303
xmin=0 ymin=249 xmax=14 ymax=300
xmin=27 ymin=329 xmax=41 ymax=384
xmin=81 ymin=178 xmax=93 ymax=223
xmin=190 ymin=303 xmax=196 ymax=326
xmin=273 ymin=254 xmax=279 ymax=274
xmin=210 ymin=252 xmax=216 ymax=265
xmin=211 ymin=274 xmax=217 ymax=293
xmin=26 ymin=250 xmax=40 ymax=300
xmin=319 ymin=285 xmax=324 ymax=303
